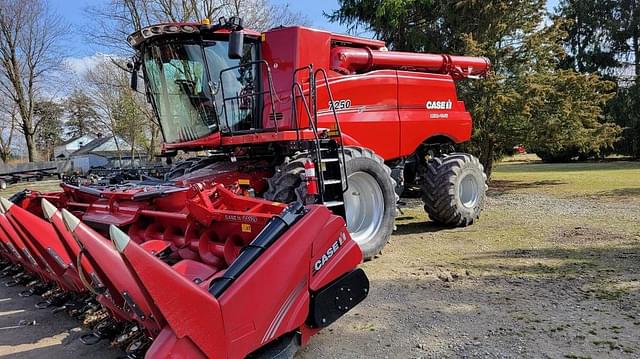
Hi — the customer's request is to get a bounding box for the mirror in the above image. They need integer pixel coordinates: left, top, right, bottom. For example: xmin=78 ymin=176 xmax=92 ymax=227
xmin=228 ymin=30 xmax=244 ymax=59
xmin=130 ymin=69 xmax=138 ymax=91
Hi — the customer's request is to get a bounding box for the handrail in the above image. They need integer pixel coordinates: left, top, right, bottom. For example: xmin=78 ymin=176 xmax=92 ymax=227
xmin=291 ymin=82 xmax=326 ymax=202
xmin=291 ymin=65 xmax=313 ymax=141
xmin=313 ymin=68 xmax=349 ymax=193
xmin=219 ymin=60 xmax=279 ymax=134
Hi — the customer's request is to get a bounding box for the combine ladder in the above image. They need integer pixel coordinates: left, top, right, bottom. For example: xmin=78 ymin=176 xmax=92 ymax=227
xmin=291 ymin=66 xmax=349 ymax=219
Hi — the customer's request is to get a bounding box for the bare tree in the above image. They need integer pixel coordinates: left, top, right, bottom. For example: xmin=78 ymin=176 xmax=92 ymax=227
xmin=0 ymin=0 xmax=68 ymax=161
xmin=0 ymin=100 xmax=16 ymax=163
xmin=87 ymin=0 xmax=309 ymax=54
xmin=84 ymin=56 xmax=157 ymax=166
xmin=84 ymin=58 xmax=128 ymax=167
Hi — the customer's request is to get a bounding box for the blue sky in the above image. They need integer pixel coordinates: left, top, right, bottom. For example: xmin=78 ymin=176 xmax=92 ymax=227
xmin=50 ymin=0 xmax=353 ymax=57
xmin=51 ymin=0 xmax=559 ymax=63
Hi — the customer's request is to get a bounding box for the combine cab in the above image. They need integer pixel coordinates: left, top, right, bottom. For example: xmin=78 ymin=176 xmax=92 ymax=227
xmin=0 ymin=16 xmax=489 ymax=358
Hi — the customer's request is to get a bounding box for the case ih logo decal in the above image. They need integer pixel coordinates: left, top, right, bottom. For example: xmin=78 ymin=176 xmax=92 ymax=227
xmin=313 ymin=231 xmax=347 ymax=275
xmin=426 ymin=100 xmax=453 ymax=110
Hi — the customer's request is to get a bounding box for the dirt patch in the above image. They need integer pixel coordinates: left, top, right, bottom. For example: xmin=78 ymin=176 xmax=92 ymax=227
xmin=552 ymin=226 xmax=636 ymax=244
xmin=299 ymin=191 xmax=640 ymax=358
xmin=1 ymin=164 xmax=640 ymax=358
xmin=0 ymin=283 xmax=119 ymax=358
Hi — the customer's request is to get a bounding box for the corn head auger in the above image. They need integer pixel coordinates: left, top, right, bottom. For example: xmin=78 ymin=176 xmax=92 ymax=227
xmin=0 ymin=183 xmax=368 ymax=358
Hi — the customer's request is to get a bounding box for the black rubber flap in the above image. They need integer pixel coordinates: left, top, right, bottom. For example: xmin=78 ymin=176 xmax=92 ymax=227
xmin=308 ymin=268 xmax=369 ymax=328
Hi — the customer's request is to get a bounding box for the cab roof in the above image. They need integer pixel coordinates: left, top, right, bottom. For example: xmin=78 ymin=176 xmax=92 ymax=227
xmin=128 ymin=22 xmax=261 ymax=48
xmin=128 ymin=22 xmax=386 ymax=50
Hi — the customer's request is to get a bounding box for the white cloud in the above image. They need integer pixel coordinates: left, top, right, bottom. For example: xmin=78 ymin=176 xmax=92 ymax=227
xmin=63 ymin=53 xmax=116 ymax=76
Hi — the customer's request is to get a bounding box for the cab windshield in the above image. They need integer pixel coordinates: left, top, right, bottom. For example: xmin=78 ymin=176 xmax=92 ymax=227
xmin=143 ymin=39 xmax=257 ymax=143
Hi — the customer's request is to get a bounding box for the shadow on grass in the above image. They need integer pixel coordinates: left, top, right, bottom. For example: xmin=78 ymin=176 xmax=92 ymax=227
xmin=465 ymin=243 xmax=640 ymax=283
xmin=596 ymin=187 xmax=640 ymax=198
xmin=495 ymin=160 xmax=640 ymax=174
xmin=394 ymin=220 xmax=449 ymax=235
xmin=488 ymin=179 xmax=566 ymax=195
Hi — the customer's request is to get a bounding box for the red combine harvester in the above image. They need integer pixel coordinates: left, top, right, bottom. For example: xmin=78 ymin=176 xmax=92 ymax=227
xmin=0 ymin=17 xmax=489 ymax=358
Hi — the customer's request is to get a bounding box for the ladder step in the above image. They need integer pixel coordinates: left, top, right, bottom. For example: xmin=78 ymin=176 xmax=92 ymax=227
xmin=323 ymin=201 xmax=344 ymax=207
xmin=320 ymin=158 xmax=339 ymax=163
xmin=323 ymin=179 xmax=342 ymax=185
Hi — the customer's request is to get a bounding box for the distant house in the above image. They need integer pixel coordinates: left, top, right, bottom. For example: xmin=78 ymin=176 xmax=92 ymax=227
xmin=54 ymin=134 xmax=98 ymax=160
xmin=69 ymin=136 xmax=147 ymax=173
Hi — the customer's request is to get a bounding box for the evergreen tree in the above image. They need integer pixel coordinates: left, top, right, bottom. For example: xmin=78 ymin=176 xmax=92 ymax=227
xmin=65 ymin=89 xmax=101 ymax=138
xmin=556 ymin=0 xmax=619 ymax=76
xmin=558 ymin=0 xmax=639 ymax=157
xmin=611 ymin=0 xmax=640 ymax=83
xmin=33 ymin=100 xmax=64 ymax=161
xmin=610 ymin=0 xmax=639 ymax=157
xmin=331 ymin=0 xmax=621 ymax=173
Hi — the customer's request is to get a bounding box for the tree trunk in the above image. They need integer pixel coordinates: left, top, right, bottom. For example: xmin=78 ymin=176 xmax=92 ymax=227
xmin=112 ymin=135 xmax=124 ymax=168
xmin=634 ymin=32 xmax=639 ymax=85
xmin=24 ymin=132 xmax=36 ymax=162
xmin=632 ymin=0 xmax=639 ymax=84
xmin=478 ymin=138 xmax=495 ymax=180
xmin=130 ymin=137 xmax=136 ymax=168
xmin=148 ymin=126 xmax=159 ymax=161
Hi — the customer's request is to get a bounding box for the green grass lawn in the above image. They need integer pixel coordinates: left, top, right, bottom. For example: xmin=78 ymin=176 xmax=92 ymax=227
xmin=3 ymin=179 xmax=62 ymax=195
xmin=492 ymin=160 xmax=640 ymax=201
xmin=390 ymin=159 xmax=640 ymax=282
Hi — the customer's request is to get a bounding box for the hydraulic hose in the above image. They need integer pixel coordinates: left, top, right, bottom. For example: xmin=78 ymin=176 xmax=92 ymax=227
xmin=209 ymin=202 xmax=306 ymax=297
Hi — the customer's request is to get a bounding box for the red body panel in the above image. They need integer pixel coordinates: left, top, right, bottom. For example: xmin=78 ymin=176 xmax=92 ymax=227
xmin=158 ymin=26 xmax=488 ymax=160
xmin=315 ymin=70 xmax=400 ymax=158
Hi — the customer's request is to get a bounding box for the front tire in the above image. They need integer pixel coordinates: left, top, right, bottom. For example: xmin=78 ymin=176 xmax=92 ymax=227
xmin=248 ymin=332 xmax=299 ymax=359
xmin=422 ymin=153 xmax=487 ymax=226
xmin=263 ymin=147 xmax=397 ymax=260
xmin=343 ymin=147 xmax=397 ymax=259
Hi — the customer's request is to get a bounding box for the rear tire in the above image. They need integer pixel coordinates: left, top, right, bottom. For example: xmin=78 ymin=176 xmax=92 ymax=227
xmin=422 ymin=153 xmax=487 ymax=226
xmin=263 ymin=158 xmax=306 ymax=204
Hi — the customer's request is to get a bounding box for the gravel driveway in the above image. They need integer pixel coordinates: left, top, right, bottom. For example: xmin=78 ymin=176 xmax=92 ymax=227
xmin=1 ymin=168 xmax=639 ymax=359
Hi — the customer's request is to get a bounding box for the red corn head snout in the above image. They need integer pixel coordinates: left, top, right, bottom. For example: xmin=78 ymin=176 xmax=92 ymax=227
xmin=111 ymin=225 xmax=226 ymax=358
xmin=59 ymin=208 xmax=164 ymax=335
xmin=0 ymin=197 xmax=55 ymax=283
xmin=41 ymin=199 xmax=102 ymax=290
xmin=0 ymin=197 xmax=85 ymax=292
